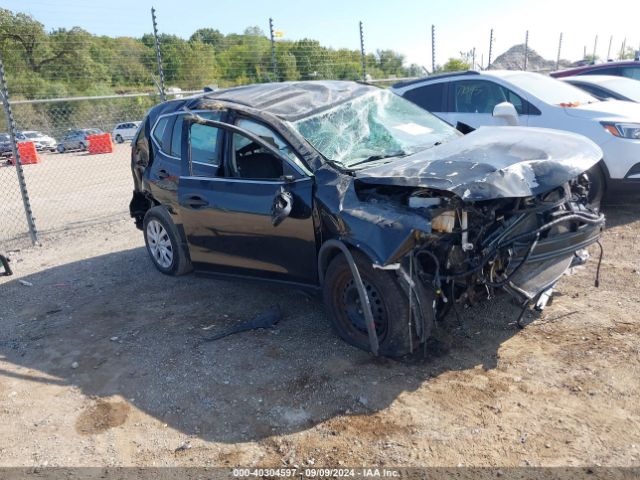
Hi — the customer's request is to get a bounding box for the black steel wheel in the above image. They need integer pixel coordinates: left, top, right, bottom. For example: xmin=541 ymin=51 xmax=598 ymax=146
xmin=586 ymin=162 xmax=606 ymax=209
xmin=323 ymin=250 xmax=416 ymax=357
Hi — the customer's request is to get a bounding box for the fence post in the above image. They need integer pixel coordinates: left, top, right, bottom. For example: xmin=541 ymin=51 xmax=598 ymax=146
xmin=0 ymin=58 xmax=38 ymax=245
xmin=556 ymin=33 xmax=563 ymax=70
xmin=269 ymin=17 xmax=279 ymax=81
xmin=151 ymin=7 xmax=166 ymax=102
xmin=431 ymin=25 xmax=436 ymax=73
xmin=487 ymin=29 xmax=494 ymax=69
xmin=359 ymin=21 xmax=366 ymax=82
xmin=523 ymin=30 xmax=529 ymax=71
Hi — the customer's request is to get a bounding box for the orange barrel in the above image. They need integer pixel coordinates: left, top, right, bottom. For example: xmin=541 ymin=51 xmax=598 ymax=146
xmin=87 ymin=133 xmax=113 ymax=154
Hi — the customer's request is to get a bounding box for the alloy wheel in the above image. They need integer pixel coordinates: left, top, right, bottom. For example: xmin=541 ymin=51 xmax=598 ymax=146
xmin=146 ymin=219 xmax=174 ymax=269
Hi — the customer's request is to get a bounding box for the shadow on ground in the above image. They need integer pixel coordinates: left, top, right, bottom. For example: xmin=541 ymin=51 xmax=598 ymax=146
xmin=1 ymin=205 xmax=635 ymax=444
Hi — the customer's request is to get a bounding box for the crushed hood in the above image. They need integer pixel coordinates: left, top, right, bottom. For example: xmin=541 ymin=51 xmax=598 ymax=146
xmin=355 ymin=126 xmax=602 ymax=201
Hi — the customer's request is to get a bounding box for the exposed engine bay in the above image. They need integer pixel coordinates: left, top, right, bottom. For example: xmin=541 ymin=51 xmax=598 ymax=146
xmin=356 ymin=173 xmax=605 ymax=345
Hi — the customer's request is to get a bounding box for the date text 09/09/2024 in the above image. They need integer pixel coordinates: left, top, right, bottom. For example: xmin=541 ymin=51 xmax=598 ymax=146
xmin=232 ymin=468 xmax=401 ymax=477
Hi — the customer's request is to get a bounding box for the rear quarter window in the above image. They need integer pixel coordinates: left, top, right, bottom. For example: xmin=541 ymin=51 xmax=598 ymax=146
xmin=152 ymin=117 xmax=171 ymax=152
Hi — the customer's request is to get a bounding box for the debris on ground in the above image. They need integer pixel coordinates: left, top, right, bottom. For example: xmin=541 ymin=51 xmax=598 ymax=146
xmin=202 ymin=306 xmax=282 ymax=342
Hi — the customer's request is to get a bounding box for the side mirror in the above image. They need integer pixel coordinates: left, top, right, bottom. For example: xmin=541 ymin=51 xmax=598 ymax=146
xmin=493 ymin=102 xmax=519 ymax=126
xmin=271 ymin=187 xmax=293 ymax=227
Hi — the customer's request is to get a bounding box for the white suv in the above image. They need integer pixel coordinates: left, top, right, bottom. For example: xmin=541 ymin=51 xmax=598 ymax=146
xmin=112 ymin=121 xmax=141 ymax=143
xmin=392 ymin=70 xmax=640 ymax=198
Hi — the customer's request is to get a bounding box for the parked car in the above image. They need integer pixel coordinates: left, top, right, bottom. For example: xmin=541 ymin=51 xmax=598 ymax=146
xmin=129 ymin=81 xmax=604 ymax=357
xmin=16 ymin=130 xmax=57 ymax=152
xmin=0 ymin=133 xmax=12 ymax=156
xmin=392 ymin=70 xmax=640 ymax=199
xmin=112 ymin=122 xmax=141 ymax=143
xmin=550 ymin=60 xmax=640 ymax=80
xmin=560 ymin=75 xmax=640 ymax=103
xmin=56 ymin=128 xmax=103 ymax=153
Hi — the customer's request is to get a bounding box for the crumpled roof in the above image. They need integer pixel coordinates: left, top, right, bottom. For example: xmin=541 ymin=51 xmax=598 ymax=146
xmin=203 ymin=81 xmax=375 ymax=122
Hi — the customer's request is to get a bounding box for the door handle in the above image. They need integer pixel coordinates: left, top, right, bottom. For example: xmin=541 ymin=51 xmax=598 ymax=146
xmin=184 ymin=195 xmax=209 ymax=208
xmin=157 ymin=169 xmax=170 ymax=180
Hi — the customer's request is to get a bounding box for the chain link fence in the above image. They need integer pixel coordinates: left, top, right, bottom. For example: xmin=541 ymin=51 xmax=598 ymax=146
xmin=1 ymin=5 xmax=637 ymax=250
xmin=0 ymin=6 xmax=428 ymax=250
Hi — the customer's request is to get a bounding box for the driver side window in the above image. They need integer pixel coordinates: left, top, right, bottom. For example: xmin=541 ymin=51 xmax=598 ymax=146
xmin=228 ymin=118 xmax=300 ymax=180
xmin=454 ymin=80 xmax=507 ymax=114
xmin=230 ymin=132 xmax=284 ymax=179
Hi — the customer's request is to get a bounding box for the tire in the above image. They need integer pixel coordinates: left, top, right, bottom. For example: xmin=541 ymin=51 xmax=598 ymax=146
xmin=57 ymin=145 xmax=65 ymax=153
xmin=142 ymin=206 xmax=192 ymax=276
xmin=80 ymin=142 xmax=87 ymax=151
xmin=322 ymin=250 xmax=416 ymax=357
xmin=115 ymin=135 xmax=123 ymax=144
xmin=586 ymin=162 xmax=606 ymax=209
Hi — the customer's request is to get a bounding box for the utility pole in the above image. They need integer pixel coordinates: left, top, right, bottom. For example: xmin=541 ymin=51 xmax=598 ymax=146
xmin=151 ymin=7 xmax=166 ymax=101
xmin=607 ymin=35 xmax=613 ymax=60
xmin=359 ymin=21 xmax=366 ymax=82
xmin=487 ymin=29 xmax=494 ymax=69
xmin=472 ymin=47 xmax=476 ymax=70
xmin=523 ymin=30 xmax=529 ymax=71
xmin=269 ymin=17 xmax=278 ymax=81
xmin=592 ymin=35 xmax=598 ymax=62
xmin=556 ymin=32 xmax=563 ymax=70
xmin=431 ymin=25 xmax=436 ymax=73
xmin=0 ymin=58 xmax=38 ymax=244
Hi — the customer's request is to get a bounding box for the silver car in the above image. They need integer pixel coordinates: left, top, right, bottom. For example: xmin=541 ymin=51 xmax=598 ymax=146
xmin=16 ymin=130 xmax=57 ymax=152
xmin=112 ymin=121 xmax=141 ymax=143
xmin=57 ymin=128 xmax=103 ymax=153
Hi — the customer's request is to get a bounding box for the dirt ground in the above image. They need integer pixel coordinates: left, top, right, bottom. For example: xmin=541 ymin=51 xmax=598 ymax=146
xmin=1 ymin=144 xmax=132 ymax=248
xmin=1 ymin=200 xmax=639 ymax=469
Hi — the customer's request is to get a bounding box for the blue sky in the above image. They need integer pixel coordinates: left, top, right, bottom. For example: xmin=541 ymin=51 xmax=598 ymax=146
xmin=8 ymin=0 xmax=640 ymax=68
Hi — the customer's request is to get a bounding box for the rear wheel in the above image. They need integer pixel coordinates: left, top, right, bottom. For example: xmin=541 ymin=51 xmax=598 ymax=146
xmin=143 ymin=206 xmax=192 ymax=276
xmin=57 ymin=145 xmax=65 ymax=153
xmin=115 ymin=134 xmax=124 ymax=144
xmin=323 ymin=250 xmax=416 ymax=357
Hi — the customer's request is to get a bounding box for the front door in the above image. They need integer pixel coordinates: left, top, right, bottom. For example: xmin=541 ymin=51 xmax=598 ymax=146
xmin=177 ymin=119 xmax=317 ymax=285
xmin=440 ymin=79 xmax=532 ymax=129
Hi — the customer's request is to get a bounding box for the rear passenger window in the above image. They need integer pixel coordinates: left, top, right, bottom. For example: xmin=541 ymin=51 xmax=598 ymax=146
xmin=152 ymin=117 xmax=170 ymax=152
xmin=190 ymin=124 xmax=220 ymax=166
xmin=403 ymin=83 xmax=445 ymax=112
xmin=171 ymin=111 xmax=222 ymax=158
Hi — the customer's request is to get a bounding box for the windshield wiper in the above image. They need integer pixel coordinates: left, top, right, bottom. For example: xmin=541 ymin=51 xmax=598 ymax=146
xmin=348 ymin=151 xmax=407 ymax=168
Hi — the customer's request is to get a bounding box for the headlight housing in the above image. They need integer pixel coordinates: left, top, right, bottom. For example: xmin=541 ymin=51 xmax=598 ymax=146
xmin=601 ymin=121 xmax=640 ymax=139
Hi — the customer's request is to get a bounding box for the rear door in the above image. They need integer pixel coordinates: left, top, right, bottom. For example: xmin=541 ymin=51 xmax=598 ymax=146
xmin=177 ymin=116 xmax=317 ymax=285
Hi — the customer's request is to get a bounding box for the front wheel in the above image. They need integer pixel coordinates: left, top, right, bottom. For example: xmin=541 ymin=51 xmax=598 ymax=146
xmin=115 ymin=135 xmax=123 ymax=144
xmin=57 ymin=145 xmax=65 ymax=153
xmin=322 ymin=250 xmax=417 ymax=357
xmin=142 ymin=206 xmax=192 ymax=276
xmin=586 ymin=163 xmax=606 ymax=209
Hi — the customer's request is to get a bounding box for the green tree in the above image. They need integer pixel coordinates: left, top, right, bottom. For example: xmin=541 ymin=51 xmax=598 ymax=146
xmin=440 ymin=57 xmax=471 ymax=72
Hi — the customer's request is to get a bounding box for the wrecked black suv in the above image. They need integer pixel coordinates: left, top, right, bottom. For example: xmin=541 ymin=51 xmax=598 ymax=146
xmin=130 ymin=81 xmax=605 ymax=357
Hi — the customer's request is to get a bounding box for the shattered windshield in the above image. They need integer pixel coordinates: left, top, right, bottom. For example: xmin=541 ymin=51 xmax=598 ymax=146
xmin=289 ymin=89 xmax=460 ymax=169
